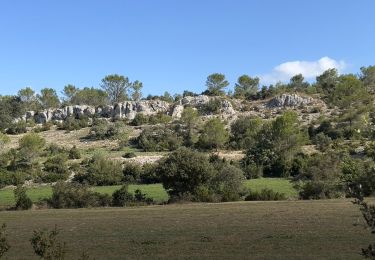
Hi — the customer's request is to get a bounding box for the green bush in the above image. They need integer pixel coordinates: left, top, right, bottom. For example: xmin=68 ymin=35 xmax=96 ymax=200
xmin=137 ymin=126 xmax=182 ymax=152
xmin=299 ymin=181 xmax=342 ymax=200
xmin=14 ymin=185 xmax=33 ymax=210
xmin=122 ymin=152 xmax=137 ymax=158
xmin=6 ymin=121 xmax=27 ymax=135
xmin=48 ymin=182 xmax=111 ymax=208
xmin=148 ymin=112 xmax=172 ymax=125
xmin=112 ymin=185 xmax=153 ymax=207
xmin=60 ymin=116 xmax=89 ymax=131
xmin=200 ymin=99 xmax=221 ymax=115
xmin=0 ymin=170 xmax=26 ymax=188
xmin=122 ymin=162 xmax=143 ymax=183
xmin=245 ymin=188 xmax=286 ymax=201
xmin=131 ymin=113 xmax=149 ymax=126
xmin=74 ymin=155 xmax=123 ymax=186
xmin=68 ymin=145 xmax=81 ymax=159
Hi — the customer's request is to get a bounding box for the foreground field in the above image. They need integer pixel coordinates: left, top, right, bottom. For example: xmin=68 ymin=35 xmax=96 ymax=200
xmin=0 ymin=199 xmax=371 ymax=259
xmin=0 ymin=178 xmax=297 ymax=207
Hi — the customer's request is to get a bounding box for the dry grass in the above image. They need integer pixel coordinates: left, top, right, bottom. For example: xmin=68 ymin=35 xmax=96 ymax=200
xmin=0 ymin=199 xmax=372 ymax=259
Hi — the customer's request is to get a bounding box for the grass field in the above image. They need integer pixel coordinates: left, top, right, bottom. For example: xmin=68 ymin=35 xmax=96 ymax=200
xmin=0 ymin=199 xmax=371 ymax=259
xmin=0 ymin=178 xmax=297 ymax=207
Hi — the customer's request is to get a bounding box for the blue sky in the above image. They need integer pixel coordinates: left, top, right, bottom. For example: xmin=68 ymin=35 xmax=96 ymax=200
xmin=0 ymin=0 xmax=374 ymax=96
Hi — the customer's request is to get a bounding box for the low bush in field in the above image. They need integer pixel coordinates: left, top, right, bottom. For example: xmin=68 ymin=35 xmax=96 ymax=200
xmin=73 ymin=155 xmax=123 ymax=186
xmin=58 ymin=116 xmax=89 ymax=131
xmin=122 ymin=162 xmax=160 ymax=184
xmin=47 ymin=182 xmax=111 ymax=209
xmin=112 ymin=185 xmax=153 ymax=206
xmin=14 ymin=185 xmax=33 ymax=210
xmin=298 ymin=181 xmax=343 ymax=200
xmin=245 ymin=188 xmax=286 ymax=201
xmin=0 ymin=170 xmax=26 ymax=188
xmin=137 ymin=126 xmax=182 ymax=152
xmin=5 ymin=121 xmax=27 ymax=135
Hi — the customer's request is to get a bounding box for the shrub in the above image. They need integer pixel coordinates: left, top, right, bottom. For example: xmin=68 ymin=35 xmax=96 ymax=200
xmin=0 ymin=224 xmax=10 ymax=258
xmin=140 ymin=163 xmax=160 ymax=184
xmin=299 ymin=181 xmax=342 ymax=200
xmin=157 ymin=147 xmax=216 ymax=198
xmin=122 ymin=162 xmax=143 ymax=183
xmin=14 ymin=185 xmax=33 ymax=210
xmin=68 ymin=145 xmax=81 ymax=159
xmin=122 ymin=152 xmax=137 ymax=158
xmin=111 ymin=185 xmax=134 ymax=207
xmin=30 ymin=226 xmax=67 ymax=260
xmin=112 ymin=185 xmax=153 ymax=206
xmin=74 ymin=155 xmax=123 ymax=186
xmin=0 ymin=132 xmax=10 ymax=150
xmin=60 ymin=116 xmax=89 ymax=131
xmin=0 ymin=169 xmax=26 ymax=188
xmin=245 ymin=188 xmax=286 ymax=201
xmin=197 ymin=118 xmax=229 ymax=151
xmin=212 ymin=164 xmax=246 ymax=202
xmin=6 ymin=121 xmax=27 ymax=135
xmin=137 ymin=126 xmax=182 ymax=152
xmin=131 ymin=113 xmax=149 ymax=126
xmin=48 ymin=182 xmax=111 ymax=208
xmin=200 ymin=98 xmax=221 ymax=115
xmin=148 ymin=112 xmax=172 ymax=125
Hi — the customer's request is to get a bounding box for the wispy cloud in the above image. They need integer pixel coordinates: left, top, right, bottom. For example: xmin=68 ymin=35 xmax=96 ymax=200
xmin=260 ymin=57 xmax=347 ymax=85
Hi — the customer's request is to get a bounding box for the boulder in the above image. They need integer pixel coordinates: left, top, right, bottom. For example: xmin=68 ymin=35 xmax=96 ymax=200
xmin=267 ymin=94 xmax=313 ymax=108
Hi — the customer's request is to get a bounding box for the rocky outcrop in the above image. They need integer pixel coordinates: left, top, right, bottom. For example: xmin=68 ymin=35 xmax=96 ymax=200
xmin=267 ymin=94 xmax=313 ymax=108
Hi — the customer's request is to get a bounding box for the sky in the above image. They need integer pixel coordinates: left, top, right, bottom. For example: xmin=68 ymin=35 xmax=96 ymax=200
xmin=0 ymin=0 xmax=374 ymax=96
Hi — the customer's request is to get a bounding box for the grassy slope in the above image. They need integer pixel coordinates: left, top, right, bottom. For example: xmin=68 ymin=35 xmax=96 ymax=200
xmin=0 ymin=178 xmax=297 ymax=207
xmin=0 ymin=200 xmax=371 ymax=259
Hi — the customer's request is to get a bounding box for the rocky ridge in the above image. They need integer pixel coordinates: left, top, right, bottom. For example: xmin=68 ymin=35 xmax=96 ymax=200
xmin=17 ymin=93 xmax=324 ymax=124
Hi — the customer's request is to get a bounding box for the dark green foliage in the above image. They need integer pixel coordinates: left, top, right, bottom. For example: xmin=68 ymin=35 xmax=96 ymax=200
xmin=0 ymin=169 xmax=26 ymax=188
xmin=30 ymin=226 xmax=67 ymax=259
xmin=101 ymin=74 xmax=131 ymax=104
xmin=242 ymin=111 xmax=304 ymax=178
xmin=299 ymin=181 xmax=342 ymax=200
xmin=37 ymin=88 xmax=60 ymax=109
xmin=245 ymin=188 xmax=286 ymax=201
xmin=122 ymin=152 xmax=136 ymax=158
xmin=74 ymin=155 xmax=123 ymax=186
xmin=5 ymin=121 xmax=27 ymax=135
xmin=200 ymin=98 xmax=222 ymax=115
xmin=112 ymin=185 xmax=134 ymax=206
xmin=68 ymin=87 xmax=108 ymax=107
xmin=230 ymin=116 xmax=262 ymax=149
xmin=42 ymin=155 xmax=70 ymax=182
xmin=131 ymin=113 xmax=149 ymax=126
xmin=122 ymin=162 xmax=143 ymax=183
xmin=89 ymin=120 xmax=127 ymax=143
xmin=204 ymin=73 xmax=229 ymax=96
xmin=137 ymin=126 xmax=182 ymax=152
xmin=157 ymin=148 xmax=244 ymax=202
xmin=0 ymin=95 xmax=26 ymax=131
xmin=14 ymin=185 xmax=33 ymax=210
xmin=60 ymin=116 xmax=89 ymax=131
xmin=48 ymin=182 xmax=111 ymax=208
xmin=68 ymin=145 xmax=81 ymax=159
xmin=234 ymin=75 xmax=259 ymax=98
xmin=312 ymin=132 xmax=332 ymax=151
xmin=198 ymin=118 xmax=229 ymax=150
xmin=341 ymin=159 xmax=375 ymax=197
xmin=112 ymin=185 xmax=153 ymax=206
xmin=0 ymin=224 xmax=10 ymax=258
xmin=157 ymin=147 xmax=216 ymax=198
xmin=148 ymin=112 xmax=172 ymax=125
xmin=139 ymin=163 xmax=160 ymax=184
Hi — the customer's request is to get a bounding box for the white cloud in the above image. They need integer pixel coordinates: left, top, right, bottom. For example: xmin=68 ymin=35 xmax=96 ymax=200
xmin=260 ymin=57 xmax=347 ymax=85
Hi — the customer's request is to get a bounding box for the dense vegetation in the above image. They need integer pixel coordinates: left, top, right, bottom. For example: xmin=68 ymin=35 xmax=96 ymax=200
xmin=1 ymin=66 xmax=375 ymax=208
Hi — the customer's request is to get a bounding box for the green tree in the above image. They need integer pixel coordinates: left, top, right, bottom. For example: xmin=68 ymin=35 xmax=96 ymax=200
xmin=230 ymin=116 xmax=262 ymax=149
xmin=289 ymin=74 xmax=309 ymax=90
xmin=18 ymin=133 xmax=46 ymax=166
xmin=0 ymin=96 xmax=26 ymax=131
xmin=198 ymin=118 xmax=229 ymax=150
xmin=38 ymin=88 xmax=60 ymax=109
xmin=131 ymin=80 xmax=143 ymax=101
xmin=181 ymin=107 xmax=199 ymax=146
xmin=242 ymin=111 xmax=304 ymax=178
xmin=234 ymin=75 xmax=259 ymax=98
xmin=18 ymin=87 xmax=39 ymax=111
xmin=316 ymin=68 xmax=339 ymax=95
xmin=62 ymin=84 xmax=78 ymax=104
xmin=71 ymin=87 xmax=108 ymax=106
xmin=14 ymin=185 xmax=33 ymax=210
xmin=157 ymin=147 xmax=216 ymax=197
xmin=360 ymin=65 xmax=375 ymax=93
xmin=101 ymin=74 xmax=131 ymax=104
xmin=205 ymin=73 xmax=229 ymax=96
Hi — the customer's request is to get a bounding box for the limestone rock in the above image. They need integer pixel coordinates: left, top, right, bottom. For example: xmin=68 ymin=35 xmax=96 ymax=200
xmin=267 ymin=94 xmax=313 ymax=108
